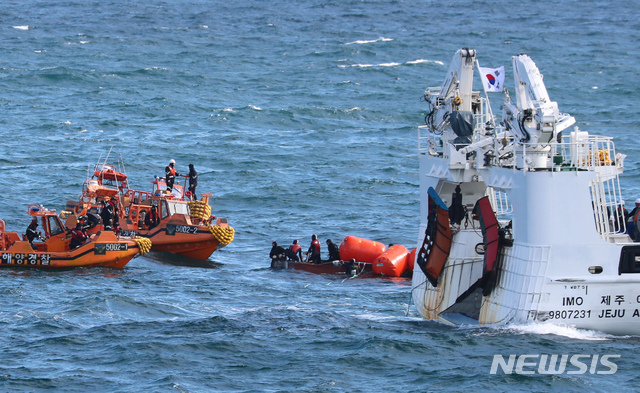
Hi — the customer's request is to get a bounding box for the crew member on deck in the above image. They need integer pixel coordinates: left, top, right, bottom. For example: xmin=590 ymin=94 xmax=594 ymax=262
xmin=187 ymin=164 xmax=198 ymax=200
xmin=307 ymin=234 xmax=321 ymax=264
xmin=285 ymin=239 xmax=303 ymax=262
xmin=629 ymin=199 xmax=640 ymax=221
xmin=614 ymin=201 xmax=628 ymax=233
xmin=326 ymin=239 xmax=340 ymax=262
xmin=165 ymin=159 xmax=180 ymax=193
xmin=145 ymin=205 xmax=159 ymax=229
xmin=100 ymin=199 xmax=114 ymax=231
xmin=270 ymin=241 xmax=286 ymax=261
xmin=449 ymin=185 xmax=465 ymax=226
xmin=110 ymin=197 xmax=120 ymax=232
xmin=70 ymin=222 xmax=88 ymax=249
xmin=629 ymin=198 xmax=640 ymax=241
xmin=26 ymin=217 xmax=41 ymax=247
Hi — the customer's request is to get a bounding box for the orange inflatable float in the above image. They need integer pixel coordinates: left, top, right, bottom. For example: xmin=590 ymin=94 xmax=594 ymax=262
xmin=372 ymin=244 xmax=409 ymax=277
xmin=339 ymin=235 xmax=386 ymax=263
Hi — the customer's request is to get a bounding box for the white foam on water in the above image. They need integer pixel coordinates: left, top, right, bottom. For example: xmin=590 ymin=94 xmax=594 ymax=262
xmin=345 ymin=37 xmax=393 ymax=45
xmin=488 ymin=322 xmax=628 ymax=341
xmin=406 ymin=59 xmax=445 ymax=66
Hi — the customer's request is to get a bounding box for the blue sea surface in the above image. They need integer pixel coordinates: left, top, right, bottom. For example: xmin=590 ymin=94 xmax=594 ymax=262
xmin=1 ymin=0 xmax=639 ymax=391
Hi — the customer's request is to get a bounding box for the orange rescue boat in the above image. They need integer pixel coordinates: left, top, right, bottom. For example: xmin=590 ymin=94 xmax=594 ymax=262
xmin=66 ymin=158 xmax=234 ymax=261
xmin=0 ymin=205 xmax=146 ymax=269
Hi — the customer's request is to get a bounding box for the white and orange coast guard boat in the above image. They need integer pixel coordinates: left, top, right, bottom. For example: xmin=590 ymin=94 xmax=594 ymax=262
xmin=0 ymin=204 xmax=148 ymax=269
xmin=66 ymin=158 xmax=234 ymax=260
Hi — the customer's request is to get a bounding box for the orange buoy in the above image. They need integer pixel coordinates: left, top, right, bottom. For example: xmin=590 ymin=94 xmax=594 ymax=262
xmin=339 ymin=235 xmax=386 ymax=263
xmin=405 ymin=247 xmax=416 ymax=273
xmin=372 ymin=244 xmax=409 ymax=277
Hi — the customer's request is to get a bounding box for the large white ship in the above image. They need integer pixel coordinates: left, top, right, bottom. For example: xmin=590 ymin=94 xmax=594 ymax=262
xmin=411 ymin=48 xmax=640 ymax=335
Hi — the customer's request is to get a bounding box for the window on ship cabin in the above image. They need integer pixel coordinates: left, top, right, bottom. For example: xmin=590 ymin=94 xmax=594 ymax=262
xmin=166 ymin=201 xmax=189 ymax=216
xmin=48 ymin=216 xmax=64 ymax=236
xmin=161 ymin=201 xmax=169 ymax=219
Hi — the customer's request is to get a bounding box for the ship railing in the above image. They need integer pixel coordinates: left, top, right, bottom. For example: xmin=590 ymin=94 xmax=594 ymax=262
xmin=473 ymin=95 xmax=496 ymax=136
xmin=510 ymin=133 xmax=619 ymax=173
xmin=510 ymin=134 xmax=624 ymax=241
xmin=557 ymin=133 xmax=618 ymax=171
xmin=418 ymin=125 xmax=441 ymax=156
xmin=590 ymin=170 xmax=627 ymax=242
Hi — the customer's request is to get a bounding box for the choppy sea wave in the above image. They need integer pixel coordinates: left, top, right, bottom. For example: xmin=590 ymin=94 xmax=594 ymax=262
xmin=0 ymin=0 xmax=639 ymax=391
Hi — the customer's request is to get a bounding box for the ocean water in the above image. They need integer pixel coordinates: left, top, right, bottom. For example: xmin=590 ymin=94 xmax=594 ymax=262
xmin=0 ymin=0 xmax=639 ymax=391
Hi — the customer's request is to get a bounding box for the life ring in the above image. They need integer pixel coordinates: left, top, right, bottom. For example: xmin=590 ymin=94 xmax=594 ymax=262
xmin=453 ymin=96 xmax=462 ymax=106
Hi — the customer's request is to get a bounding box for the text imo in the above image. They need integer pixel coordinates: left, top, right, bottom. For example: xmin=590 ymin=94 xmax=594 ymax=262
xmin=490 ymin=354 xmax=619 ymax=375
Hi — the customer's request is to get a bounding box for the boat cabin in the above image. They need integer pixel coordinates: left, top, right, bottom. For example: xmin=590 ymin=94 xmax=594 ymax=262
xmin=0 ymin=205 xmax=70 ymax=253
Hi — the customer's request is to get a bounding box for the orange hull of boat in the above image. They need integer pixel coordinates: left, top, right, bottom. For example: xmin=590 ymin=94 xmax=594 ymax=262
xmin=124 ymin=214 xmax=223 ymax=260
xmin=151 ymin=240 xmax=219 ymax=260
xmin=372 ymin=244 xmax=409 ymax=277
xmin=0 ymin=231 xmax=139 ymax=270
xmin=339 ymin=236 xmax=386 ymax=263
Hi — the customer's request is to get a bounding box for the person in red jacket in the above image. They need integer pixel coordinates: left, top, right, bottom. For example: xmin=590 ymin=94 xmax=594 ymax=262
xmin=307 ymin=234 xmax=321 ymax=264
xmin=286 ymin=239 xmax=303 ymax=262
xmin=70 ymin=223 xmax=88 ymax=249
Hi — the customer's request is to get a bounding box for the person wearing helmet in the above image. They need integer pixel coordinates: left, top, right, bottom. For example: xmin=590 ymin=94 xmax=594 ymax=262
xmin=165 ymin=159 xmax=180 ymax=192
xmin=629 ymin=198 xmax=640 ymax=220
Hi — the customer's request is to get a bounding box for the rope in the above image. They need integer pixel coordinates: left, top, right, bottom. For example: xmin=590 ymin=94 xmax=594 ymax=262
xmin=134 ymin=236 xmax=152 ymax=255
xmin=188 ymin=200 xmax=211 ymax=220
xmin=209 ymin=225 xmax=235 ymax=245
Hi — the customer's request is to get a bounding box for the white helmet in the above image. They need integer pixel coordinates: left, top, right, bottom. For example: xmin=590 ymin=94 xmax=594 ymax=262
xmin=636 ymin=198 xmax=640 ymax=205
xmin=169 ymin=159 xmax=175 ymax=165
